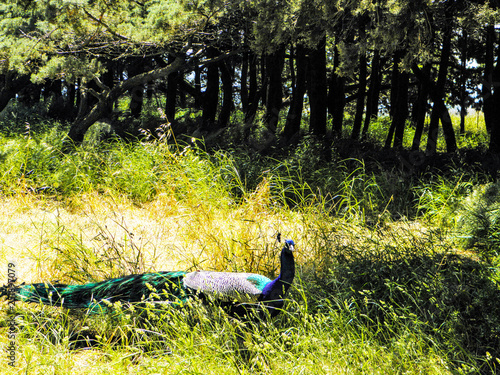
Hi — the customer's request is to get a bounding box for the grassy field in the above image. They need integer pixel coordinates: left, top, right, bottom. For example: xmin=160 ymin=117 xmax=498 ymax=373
xmin=0 ymin=115 xmax=499 ymax=374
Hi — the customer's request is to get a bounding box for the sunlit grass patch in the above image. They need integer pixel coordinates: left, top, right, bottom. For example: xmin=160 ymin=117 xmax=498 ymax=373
xmin=354 ymin=111 xmax=489 ymax=151
xmin=1 ymin=185 xmax=495 ymax=373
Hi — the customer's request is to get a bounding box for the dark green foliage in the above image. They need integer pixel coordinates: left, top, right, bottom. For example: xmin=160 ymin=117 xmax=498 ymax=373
xmin=2 ymin=0 xmax=498 ymax=152
xmin=455 ymin=182 xmax=500 ymax=259
xmin=302 ymin=236 xmax=500 ymax=373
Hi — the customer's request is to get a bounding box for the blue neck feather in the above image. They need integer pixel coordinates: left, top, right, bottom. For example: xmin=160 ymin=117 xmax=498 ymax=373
xmin=259 ymin=240 xmax=295 ymax=301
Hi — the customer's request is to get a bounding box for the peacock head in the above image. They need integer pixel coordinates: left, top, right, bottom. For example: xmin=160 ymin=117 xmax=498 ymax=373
xmin=284 ymin=239 xmax=295 ymax=252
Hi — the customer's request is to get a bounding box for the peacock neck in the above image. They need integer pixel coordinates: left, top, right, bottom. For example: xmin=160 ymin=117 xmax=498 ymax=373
xmin=259 ymin=246 xmax=295 ymax=301
xmin=278 ymin=247 xmax=295 ymax=286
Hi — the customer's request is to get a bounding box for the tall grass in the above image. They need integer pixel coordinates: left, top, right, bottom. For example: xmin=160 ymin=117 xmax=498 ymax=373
xmin=0 ymin=130 xmax=236 ymax=205
xmin=2 ymin=296 xmax=458 ymax=374
xmin=0 ymin=125 xmax=499 ymax=374
xmin=0 ymin=129 xmax=407 ymax=222
xmin=3 ymin=224 xmax=498 ymax=374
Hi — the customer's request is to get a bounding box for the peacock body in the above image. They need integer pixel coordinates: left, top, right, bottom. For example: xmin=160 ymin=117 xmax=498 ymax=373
xmin=2 ymin=240 xmax=295 ymax=316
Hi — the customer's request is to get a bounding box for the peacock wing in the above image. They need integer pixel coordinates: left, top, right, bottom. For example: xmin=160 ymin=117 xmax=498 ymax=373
xmin=183 ymin=271 xmax=271 ymax=303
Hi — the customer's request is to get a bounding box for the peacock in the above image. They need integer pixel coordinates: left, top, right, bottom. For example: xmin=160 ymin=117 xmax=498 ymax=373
xmin=1 ymin=239 xmax=295 ymax=317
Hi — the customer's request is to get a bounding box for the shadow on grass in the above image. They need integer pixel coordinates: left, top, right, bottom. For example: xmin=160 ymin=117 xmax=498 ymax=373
xmin=313 ymin=249 xmax=500 ymax=374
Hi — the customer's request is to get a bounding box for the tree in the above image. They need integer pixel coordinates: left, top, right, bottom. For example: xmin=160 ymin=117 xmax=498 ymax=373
xmin=284 ymin=43 xmax=307 ymax=139
xmin=361 ymin=50 xmax=382 ymax=139
xmin=68 ymin=55 xmax=185 ymax=143
xmin=1 ymin=0 xmax=499 ymax=155
xmin=201 ymin=51 xmax=220 ymax=131
xmin=424 ymin=2 xmax=457 ymax=154
xmin=307 ymin=36 xmax=328 ymax=136
xmin=0 ymin=73 xmax=31 ymax=113
xmin=328 ymin=46 xmax=345 ymax=137
xmin=165 ymin=54 xmax=180 ymax=124
xmin=351 ymin=19 xmax=367 ymax=140
xmin=218 ymin=59 xmax=233 ymax=129
xmin=263 ymin=46 xmax=286 ymax=133
xmin=483 ymin=24 xmax=495 ymax=134
xmin=411 ymin=63 xmax=430 ymax=151
xmin=385 ymin=49 xmax=409 ymax=149
xmin=0 ymin=0 xmax=236 ymax=142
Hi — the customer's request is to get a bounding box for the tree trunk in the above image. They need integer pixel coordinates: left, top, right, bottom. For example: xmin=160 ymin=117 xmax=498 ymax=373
xmin=440 ymin=101 xmax=456 ymax=153
xmin=385 ymin=50 xmax=409 ymax=148
xmin=284 ymin=44 xmax=307 ymax=139
xmin=264 ymin=46 xmax=285 ymax=132
xmin=459 ymin=29 xmax=468 ymax=134
xmin=426 ymin=102 xmax=440 ymax=154
xmin=488 ymin=29 xmax=500 ymax=153
xmin=328 ymin=46 xmax=345 ymax=137
xmin=352 ymin=21 xmax=367 ymax=140
xmin=0 ymin=74 xmax=31 ymax=112
xmin=392 ymin=70 xmax=409 ymax=148
xmin=289 ymin=44 xmax=296 ymax=96
xmin=241 ymin=51 xmax=249 ymax=115
xmin=245 ymin=53 xmax=259 ymax=124
xmin=128 ymin=60 xmax=144 ymax=118
xmin=166 ymin=55 xmax=179 ymax=123
xmin=412 ymin=62 xmax=457 ymax=154
xmin=490 ymin=88 xmax=500 ymax=153
xmin=351 ymin=51 xmax=366 ymax=140
xmin=426 ymin=24 xmax=456 ymax=154
xmin=483 ymin=24 xmax=495 ymax=134
xmin=384 ymin=50 xmax=404 ymax=148
xmin=362 ymin=50 xmax=381 ymax=139
xmin=411 ymin=64 xmax=430 ymax=150
xmin=307 ymin=37 xmax=327 ymax=136
xmin=201 ymin=53 xmax=219 ymax=131
xmin=260 ymin=54 xmax=268 ymax=109
xmin=65 ymin=82 xmax=77 ymax=120
xmin=218 ymin=60 xmax=233 ymax=129
xmin=194 ymin=62 xmax=202 ymax=108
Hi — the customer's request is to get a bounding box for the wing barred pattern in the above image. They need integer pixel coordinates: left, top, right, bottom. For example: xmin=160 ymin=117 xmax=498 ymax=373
xmin=183 ymin=271 xmax=272 ymax=302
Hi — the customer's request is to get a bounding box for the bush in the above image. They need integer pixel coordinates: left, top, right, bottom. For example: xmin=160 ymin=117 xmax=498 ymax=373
xmin=455 ymin=182 xmax=500 ymax=259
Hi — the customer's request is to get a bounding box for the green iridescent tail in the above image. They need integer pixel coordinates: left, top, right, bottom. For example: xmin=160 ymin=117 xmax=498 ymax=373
xmin=4 ymin=271 xmax=189 ymax=309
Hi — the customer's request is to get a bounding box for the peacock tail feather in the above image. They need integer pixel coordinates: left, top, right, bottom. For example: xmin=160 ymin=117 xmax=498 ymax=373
xmin=13 ymin=271 xmax=189 ymax=309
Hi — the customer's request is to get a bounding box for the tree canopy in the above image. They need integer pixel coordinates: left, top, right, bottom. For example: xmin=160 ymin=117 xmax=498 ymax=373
xmin=1 ymin=0 xmax=500 ymax=154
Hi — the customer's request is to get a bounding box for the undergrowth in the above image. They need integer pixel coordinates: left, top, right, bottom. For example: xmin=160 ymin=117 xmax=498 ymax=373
xmin=0 ymin=125 xmax=499 ymax=374
xmin=2 ymin=226 xmax=499 ymax=374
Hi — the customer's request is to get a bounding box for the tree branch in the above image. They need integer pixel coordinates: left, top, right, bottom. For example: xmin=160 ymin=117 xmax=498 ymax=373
xmin=93 ymin=75 xmax=110 ymax=92
xmin=82 ymin=8 xmax=129 ymax=41
xmin=67 ymin=49 xmax=241 ymax=145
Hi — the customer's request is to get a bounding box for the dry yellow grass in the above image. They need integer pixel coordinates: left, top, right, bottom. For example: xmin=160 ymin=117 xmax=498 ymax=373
xmin=0 ymin=193 xmax=186 ymax=283
xmin=0 ymin=186 xmax=311 ymax=286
